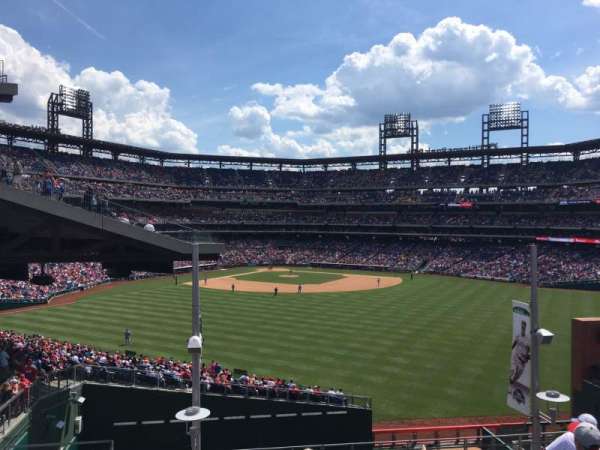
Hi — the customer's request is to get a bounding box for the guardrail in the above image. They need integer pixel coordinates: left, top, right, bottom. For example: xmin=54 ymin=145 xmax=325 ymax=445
xmin=371 ymin=420 xmax=569 ymax=448
xmin=0 ymin=389 xmax=31 ymax=437
xmin=10 ymin=440 xmax=114 ymax=449
xmin=235 ymin=429 xmax=565 ymax=450
xmin=50 ymin=364 xmax=372 ymax=410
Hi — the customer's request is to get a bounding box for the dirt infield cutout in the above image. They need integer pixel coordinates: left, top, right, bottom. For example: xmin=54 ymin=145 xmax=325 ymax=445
xmin=186 ymin=268 xmax=402 ymax=293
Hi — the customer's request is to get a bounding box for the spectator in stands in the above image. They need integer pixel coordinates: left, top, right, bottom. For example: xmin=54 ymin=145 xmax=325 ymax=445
xmin=574 ymin=423 xmax=600 ymax=450
xmin=0 ymin=160 xmax=7 ymax=185
xmin=547 ymin=414 xmax=598 ymax=450
xmin=0 ymin=382 xmax=12 ymax=404
xmin=0 ymin=347 xmax=9 ymax=382
xmin=42 ymin=171 xmax=54 ymax=197
xmin=55 ymin=178 xmax=65 ymax=201
xmin=12 ymin=159 xmax=23 ymax=188
xmin=83 ymin=186 xmax=94 ymax=210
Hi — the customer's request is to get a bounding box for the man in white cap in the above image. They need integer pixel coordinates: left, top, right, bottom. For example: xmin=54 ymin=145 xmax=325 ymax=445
xmin=574 ymin=422 xmax=600 ymax=450
xmin=547 ymin=414 xmax=598 ymax=450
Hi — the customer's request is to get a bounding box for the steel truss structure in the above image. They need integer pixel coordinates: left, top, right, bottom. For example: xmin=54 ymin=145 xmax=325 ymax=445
xmin=47 ymin=85 xmax=93 ymax=154
xmin=379 ymin=113 xmax=419 ymax=170
xmin=482 ymin=103 xmax=529 ymax=163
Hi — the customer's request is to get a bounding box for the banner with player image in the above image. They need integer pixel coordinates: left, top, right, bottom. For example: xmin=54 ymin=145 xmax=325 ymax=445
xmin=507 ymin=300 xmax=531 ymax=415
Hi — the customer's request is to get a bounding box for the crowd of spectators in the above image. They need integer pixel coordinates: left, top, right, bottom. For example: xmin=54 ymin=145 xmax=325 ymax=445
xmin=3 ymin=144 xmax=600 ymax=207
xmin=14 ymin=177 xmax=600 ymax=205
xmin=0 ymin=263 xmax=108 ymax=303
xmin=0 ymin=330 xmax=347 ymax=405
xmin=211 ymin=238 xmax=600 ymax=284
xmin=149 ymin=209 xmax=600 ymax=229
xmin=3 ymin=143 xmax=600 ymax=189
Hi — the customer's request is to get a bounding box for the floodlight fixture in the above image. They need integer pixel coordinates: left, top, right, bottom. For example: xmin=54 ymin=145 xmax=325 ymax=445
xmin=536 ymin=328 xmax=554 ymax=345
xmin=0 ymin=60 xmax=18 ymax=103
xmin=379 ymin=112 xmax=419 ymax=169
xmin=47 ymin=84 xmax=93 ymax=153
xmin=536 ymin=390 xmax=570 ymax=403
xmin=175 ymin=406 xmax=211 ymax=422
xmin=187 ymin=334 xmax=203 ymax=354
xmin=482 ymin=102 xmax=529 ymax=150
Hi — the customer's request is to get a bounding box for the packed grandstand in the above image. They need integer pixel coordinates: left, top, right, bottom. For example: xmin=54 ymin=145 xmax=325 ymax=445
xmin=1 ymin=140 xmax=600 ymax=303
xmin=0 ymin=329 xmax=352 ymax=407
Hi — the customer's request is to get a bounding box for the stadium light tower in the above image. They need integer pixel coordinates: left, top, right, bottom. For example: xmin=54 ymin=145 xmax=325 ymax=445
xmin=379 ymin=113 xmax=419 ymax=170
xmin=0 ymin=60 xmax=18 ymax=103
xmin=47 ymin=85 xmax=93 ymax=154
xmin=481 ymin=102 xmax=529 ymax=152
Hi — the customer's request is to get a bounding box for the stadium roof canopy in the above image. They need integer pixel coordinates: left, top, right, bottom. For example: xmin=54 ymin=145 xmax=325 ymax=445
xmin=0 ymin=185 xmax=222 ymax=280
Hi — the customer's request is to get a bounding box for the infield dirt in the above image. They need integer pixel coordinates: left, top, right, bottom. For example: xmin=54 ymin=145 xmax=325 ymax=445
xmin=186 ymin=268 xmax=402 ymax=293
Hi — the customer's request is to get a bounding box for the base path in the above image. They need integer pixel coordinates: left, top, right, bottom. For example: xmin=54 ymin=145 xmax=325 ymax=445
xmin=187 ymin=268 xmax=402 ymax=293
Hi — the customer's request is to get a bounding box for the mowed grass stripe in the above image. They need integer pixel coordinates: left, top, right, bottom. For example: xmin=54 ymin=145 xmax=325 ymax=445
xmin=2 ymin=272 xmax=600 ymax=421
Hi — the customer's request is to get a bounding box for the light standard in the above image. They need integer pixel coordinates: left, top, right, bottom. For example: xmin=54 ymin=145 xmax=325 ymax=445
xmin=529 ymin=244 xmax=561 ymax=450
xmin=175 ymin=243 xmax=210 ymax=450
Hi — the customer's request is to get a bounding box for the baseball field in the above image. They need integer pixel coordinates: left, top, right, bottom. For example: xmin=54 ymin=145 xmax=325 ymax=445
xmin=1 ymin=266 xmax=599 ymax=422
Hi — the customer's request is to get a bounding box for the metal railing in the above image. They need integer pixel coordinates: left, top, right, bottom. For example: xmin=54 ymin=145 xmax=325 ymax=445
xmin=0 ymin=389 xmax=31 ymax=437
xmin=373 ymin=419 xmax=571 ymax=446
xmin=50 ymin=364 xmax=371 ymax=409
xmin=234 ymin=429 xmax=565 ymax=450
xmin=10 ymin=440 xmax=114 ymax=449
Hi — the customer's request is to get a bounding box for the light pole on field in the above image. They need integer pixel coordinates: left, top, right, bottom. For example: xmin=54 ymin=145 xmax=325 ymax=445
xmin=175 ymin=242 xmax=210 ymax=450
xmin=529 ymin=244 xmax=541 ymax=450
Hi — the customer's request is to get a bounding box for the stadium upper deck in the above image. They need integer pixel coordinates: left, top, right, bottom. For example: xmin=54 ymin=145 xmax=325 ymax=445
xmin=1 ymin=119 xmax=600 ymax=170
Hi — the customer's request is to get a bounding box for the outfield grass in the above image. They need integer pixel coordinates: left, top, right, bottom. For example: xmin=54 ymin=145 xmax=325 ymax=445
xmin=1 ymin=268 xmax=599 ymax=421
xmin=234 ymin=269 xmax=344 ymax=285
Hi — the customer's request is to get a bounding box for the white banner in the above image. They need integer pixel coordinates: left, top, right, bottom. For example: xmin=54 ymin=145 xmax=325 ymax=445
xmin=507 ymin=300 xmax=531 ymax=415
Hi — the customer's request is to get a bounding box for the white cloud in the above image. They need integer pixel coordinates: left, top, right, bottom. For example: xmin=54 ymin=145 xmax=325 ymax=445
xmin=583 ymin=0 xmax=600 ymax=8
xmin=227 ymin=17 xmax=599 ymax=157
xmin=226 ymin=104 xmax=347 ymax=158
xmin=229 ymin=103 xmax=271 ymax=139
xmin=216 ymin=144 xmax=272 ymax=158
xmin=575 ymin=66 xmax=600 ymax=110
xmin=0 ymin=25 xmax=198 ymax=153
xmin=249 ymin=17 xmax=600 ymax=133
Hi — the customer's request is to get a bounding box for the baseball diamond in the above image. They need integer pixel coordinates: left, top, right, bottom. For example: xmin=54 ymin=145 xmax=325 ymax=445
xmin=185 ymin=267 xmax=402 ymax=292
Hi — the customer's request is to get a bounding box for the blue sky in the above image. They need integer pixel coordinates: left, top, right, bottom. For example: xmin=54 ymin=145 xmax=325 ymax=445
xmin=0 ymin=0 xmax=599 ymax=157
